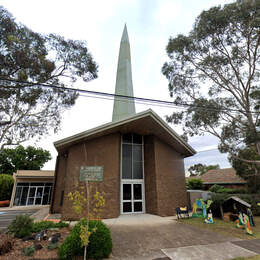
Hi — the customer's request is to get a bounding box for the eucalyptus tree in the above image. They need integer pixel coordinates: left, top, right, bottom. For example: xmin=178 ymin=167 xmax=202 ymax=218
xmin=0 ymin=6 xmax=98 ymax=148
xmin=162 ymin=0 xmax=260 ymax=174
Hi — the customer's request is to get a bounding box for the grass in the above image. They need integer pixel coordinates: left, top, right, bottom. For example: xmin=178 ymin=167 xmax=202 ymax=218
xmin=178 ymin=216 xmax=260 ymax=240
xmin=231 ymin=256 xmax=260 ymax=260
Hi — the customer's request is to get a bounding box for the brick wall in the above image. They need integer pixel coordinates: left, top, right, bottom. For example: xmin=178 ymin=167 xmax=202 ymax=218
xmin=144 ymin=135 xmax=158 ymax=214
xmin=153 ymin=137 xmax=188 ymax=216
xmin=52 ymin=133 xmax=121 ymax=220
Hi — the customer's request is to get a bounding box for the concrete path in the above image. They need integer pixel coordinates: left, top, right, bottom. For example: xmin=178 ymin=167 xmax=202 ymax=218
xmin=0 ymin=208 xmax=39 ymax=231
xmin=104 ymin=214 xmax=259 ymax=260
xmin=162 ymin=242 xmax=257 ymax=260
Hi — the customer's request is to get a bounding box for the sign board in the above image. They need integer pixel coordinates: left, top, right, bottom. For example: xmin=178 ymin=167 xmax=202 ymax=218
xmin=80 ymin=166 xmax=104 ymax=182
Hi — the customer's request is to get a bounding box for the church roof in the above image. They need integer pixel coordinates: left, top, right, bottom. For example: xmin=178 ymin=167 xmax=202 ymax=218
xmin=54 ymin=109 xmax=196 ymax=157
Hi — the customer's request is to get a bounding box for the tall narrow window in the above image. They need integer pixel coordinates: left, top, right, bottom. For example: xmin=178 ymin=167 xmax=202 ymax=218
xmin=122 ymin=133 xmax=143 ymax=179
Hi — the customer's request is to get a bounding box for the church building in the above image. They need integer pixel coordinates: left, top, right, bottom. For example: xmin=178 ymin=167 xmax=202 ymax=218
xmin=50 ymin=26 xmax=195 ymax=220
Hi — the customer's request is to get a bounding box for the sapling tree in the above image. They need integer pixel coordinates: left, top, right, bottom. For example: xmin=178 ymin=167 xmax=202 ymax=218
xmin=68 ymin=185 xmax=105 ymax=260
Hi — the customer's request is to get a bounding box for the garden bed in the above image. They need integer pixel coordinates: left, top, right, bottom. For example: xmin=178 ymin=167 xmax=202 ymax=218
xmin=0 ymin=227 xmax=70 ymax=259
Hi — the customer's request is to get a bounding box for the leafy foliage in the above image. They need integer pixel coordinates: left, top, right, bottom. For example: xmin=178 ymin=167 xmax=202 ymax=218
xmin=188 ymin=163 xmax=219 ymax=176
xmin=162 ymin=0 xmax=260 ymax=170
xmin=211 ymin=193 xmax=260 ymax=216
xmin=23 ymin=246 xmax=35 ymax=256
xmin=0 ymin=145 xmax=51 ymax=174
xmin=0 ymin=174 xmax=13 ymax=200
xmin=58 ymin=219 xmax=112 ymax=260
xmin=231 ymin=146 xmax=260 ymax=193
xmin=209 ymin=184 xmax=246 ymax=194
xmin=47 ymin=242 xmax=59 ymax=250
xmin=0 ymin=6 xmax=98 ymax=148
xmin=186 ymin=178 xmax=203 ymax=190
xmin=8 ymin=215 xmax=33 ymax=238
xmin=31 ymin=221 xmax=68 ymax=233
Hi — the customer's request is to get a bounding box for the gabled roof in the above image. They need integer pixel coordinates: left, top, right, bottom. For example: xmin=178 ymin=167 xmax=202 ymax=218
xmin=200 ymin=168 xmax=246 ymax=184
xmin=54 ymin=109 xmax=196 ymax=157
xmin=224 ymin=196 xmax=251 ymax=208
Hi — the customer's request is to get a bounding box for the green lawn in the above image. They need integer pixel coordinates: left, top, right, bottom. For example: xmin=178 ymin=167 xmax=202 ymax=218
xmin=178 ymin=216 xmax=260 ymax=240
xmin=231 ymin=256 xmax=260 ymax=260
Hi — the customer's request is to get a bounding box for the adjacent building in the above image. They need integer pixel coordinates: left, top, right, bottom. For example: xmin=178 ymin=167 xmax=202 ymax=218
xmin=10 ymin=170 xmax=54 ymax=207
xmin=50 ymin=26 xmax=195 ymax=220
xmin=200 ymin=168 xmax=247 ymax=190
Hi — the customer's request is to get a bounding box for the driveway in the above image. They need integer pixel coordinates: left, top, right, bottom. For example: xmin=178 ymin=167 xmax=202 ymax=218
xmin=0 ymin=208 xmax=38 ymax=231
xmin=103 ymin=214 xmax=259 ymax=260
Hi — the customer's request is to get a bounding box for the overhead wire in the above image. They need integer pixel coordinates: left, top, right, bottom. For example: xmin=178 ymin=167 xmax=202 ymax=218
xmin=1 ymin=77 xmax=260 ymax=114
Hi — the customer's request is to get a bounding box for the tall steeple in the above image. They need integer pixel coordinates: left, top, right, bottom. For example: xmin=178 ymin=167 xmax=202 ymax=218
xmin=112 ymin=25 xmax=136 ymax=122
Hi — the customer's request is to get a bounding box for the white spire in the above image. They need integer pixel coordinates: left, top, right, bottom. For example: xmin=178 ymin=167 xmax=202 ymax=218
xmin=112 ymin=25 xmax=136 ymax=122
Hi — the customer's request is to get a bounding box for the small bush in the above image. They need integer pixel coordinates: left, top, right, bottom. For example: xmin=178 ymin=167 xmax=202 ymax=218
xmin=0 ymin=174 xmax=14 ymax=201
xmin=31 ymin=221 xmax=68 ymax=233
xmin=0 ymin=234 xmax=13 ymax=255
xmin=58 ymin=219 xmax=112 ymax=260
xmin=210 ymin=193 xmax=260 ymax=216
xmin=8 ymin=215 xmax=33 ymax=238
xmin=216 ymin=188 xmax=234 ymax=194
xmin=186 ymin=178 xmax=203 ymax=190
xmin=209 ymin=184 xmax=224 ymax=193
xmin=23 ymin=246 xmax=35 ymax=256
xmin=47 ymin=242 xmax=59 ymax=250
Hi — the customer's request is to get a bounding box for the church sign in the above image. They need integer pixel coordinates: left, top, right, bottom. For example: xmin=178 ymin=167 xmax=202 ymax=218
xmin=80 ymin=166 xmax=104 ymax=182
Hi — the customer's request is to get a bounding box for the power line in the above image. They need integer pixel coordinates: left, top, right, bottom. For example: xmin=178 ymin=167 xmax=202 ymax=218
xmin=1 ymin=77 xmax=259 ymax=114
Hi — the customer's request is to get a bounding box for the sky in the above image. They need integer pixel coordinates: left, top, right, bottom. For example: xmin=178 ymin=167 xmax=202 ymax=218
xmin=1 ymin=0 xmax=234 ymax=173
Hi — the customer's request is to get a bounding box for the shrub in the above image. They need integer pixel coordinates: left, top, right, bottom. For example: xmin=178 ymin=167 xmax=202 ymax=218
xmin=186 ymin=178 xmax=203 ymax=190
xmin=47 ymin=242 xmax=59 ymax=250
xmin=58 ymin=219 xmax=112 ymax=260
xmin=8 ymin=215 xmax=33 ymax=238
xmin=209 ymin=184 xmax=224 ymax=193
xmin=31 ymin=221 xmax=68 ymax=233
xmin=0 ymin=174 xmax=14 ymax=201
xmin=23 ymin=246 xmax=35 ymax=256
xmin=216 ymin=188 xmax=234 ymax=194
xmin=209 ymin=185 xmax=248 ymax=194
xmin=210 ymin=193 xmax=260 ymax=216
xmin=0 ymin=234 xmax=13 ymax=255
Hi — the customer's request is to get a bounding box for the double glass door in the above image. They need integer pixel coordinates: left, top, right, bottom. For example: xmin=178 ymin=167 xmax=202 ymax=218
xmin=122 ymin=182 xmax=144 ymax=213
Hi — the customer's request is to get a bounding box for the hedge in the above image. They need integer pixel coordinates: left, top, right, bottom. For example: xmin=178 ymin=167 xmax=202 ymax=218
xmin=0 ymin=174 xmax=14 ymax=201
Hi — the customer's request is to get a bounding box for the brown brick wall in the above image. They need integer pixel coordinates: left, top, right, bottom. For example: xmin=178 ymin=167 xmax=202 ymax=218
xmin=144 ymin=135 xmax=158 ymax=215
xmin=52 ymin=154 xmax=68 ymax=213
xmin=153 ymin=137 xmax=188 ymax=216
xmin=53 ymin=133 xmax=121 ymax=220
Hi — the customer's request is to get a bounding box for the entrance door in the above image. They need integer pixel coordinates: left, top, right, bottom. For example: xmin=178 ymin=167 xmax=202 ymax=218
xmin=122 ymin=182 xmax=144 ymax=213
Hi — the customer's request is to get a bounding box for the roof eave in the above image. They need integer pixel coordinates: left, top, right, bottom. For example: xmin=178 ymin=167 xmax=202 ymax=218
xmin=54 ymin=109 xmax=196 ymax=156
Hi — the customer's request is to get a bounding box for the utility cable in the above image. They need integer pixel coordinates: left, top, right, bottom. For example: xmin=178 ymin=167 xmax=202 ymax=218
xmin=1 ymin=77 xmax=259 ymax=114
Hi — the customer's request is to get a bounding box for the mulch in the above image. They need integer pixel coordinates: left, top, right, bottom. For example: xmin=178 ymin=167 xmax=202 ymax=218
xmin=0 ymin=227 xmax=70 ymax=260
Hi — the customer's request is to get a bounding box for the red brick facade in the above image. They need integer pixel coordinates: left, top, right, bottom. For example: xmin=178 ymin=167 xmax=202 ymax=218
xmin=51 ymin=132 xmax=188 ymax=219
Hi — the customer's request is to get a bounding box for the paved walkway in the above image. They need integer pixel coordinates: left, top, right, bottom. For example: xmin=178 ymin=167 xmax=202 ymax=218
xmin=0 ymin=208 xmax=39 ymax=231
xmin=103 ymin=214 xmax=259 ymax=260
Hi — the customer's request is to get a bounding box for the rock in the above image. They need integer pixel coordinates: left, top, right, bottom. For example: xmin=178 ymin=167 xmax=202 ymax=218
xmin=22 ymin=235 xmax=34 ymax=241
xmin=42 ymin=231 xmax=48 ymax=241
xmin=34 ymin=243 xmax=43 ymax=251
xmin=52 ymin=232 xmax=61 ymax=238
xmin=35 ymin=233 xmax=41 ymax=241
xmin=48 ymin=228 xmax=59 ymax=231
xmin=50 ymin=236 xmax=59 ymax=244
